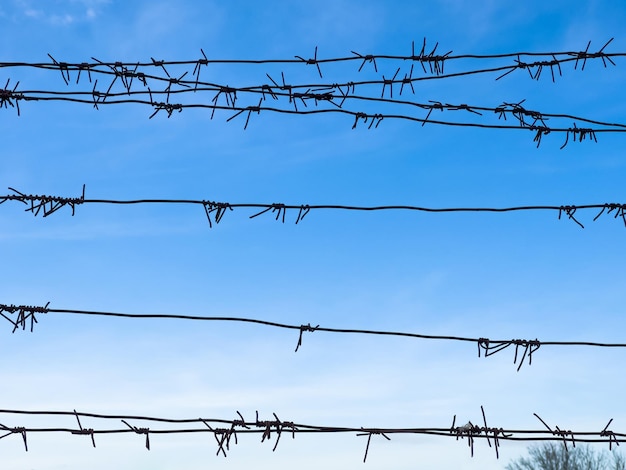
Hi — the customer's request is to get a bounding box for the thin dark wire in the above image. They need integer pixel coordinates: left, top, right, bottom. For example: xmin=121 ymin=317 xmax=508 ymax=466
xmin=2 ymin=188 xmax=625 ymax=228
xmin=0 ymin=408 xmax=622 ymax=460
xmin=2 ymin=41 xmax=624 ymax=147
xmin=5 ymin=87 xmax=626 ymax=145
xmin=2 ymin=303 xmax=626 ymax=372
xmin=0 ymin=37 xmax=619 ymax=78
xmin=7 ymin=88 xmax=626 ymax=137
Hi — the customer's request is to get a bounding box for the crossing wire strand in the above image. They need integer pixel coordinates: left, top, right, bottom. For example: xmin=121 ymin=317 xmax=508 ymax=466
xmin=0 ymin=408 xmax=623 ymax=460
xmin=1 ymin=39 xmax=624 ymax=146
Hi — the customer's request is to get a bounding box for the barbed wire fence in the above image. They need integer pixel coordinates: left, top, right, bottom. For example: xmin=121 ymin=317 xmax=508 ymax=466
xmin=3 ymin=39 xmax=626 ymax=465
xmin=1 ymin=39 xmax=625 ymax=147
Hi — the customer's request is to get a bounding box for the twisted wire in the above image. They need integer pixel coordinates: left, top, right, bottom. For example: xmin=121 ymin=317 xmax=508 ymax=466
xmin=0 ymin=408 xmax=622 ymax=460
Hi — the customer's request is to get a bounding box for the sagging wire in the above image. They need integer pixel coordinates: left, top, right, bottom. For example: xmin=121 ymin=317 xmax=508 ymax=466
xmin=3 ymin=303 xmax=626 ymax=372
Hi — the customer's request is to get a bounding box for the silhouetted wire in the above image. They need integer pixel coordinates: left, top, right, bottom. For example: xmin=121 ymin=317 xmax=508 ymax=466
xmin=2 ymin=39 xmax=625 ymax=462
xmin=2 ymin=303 xmax=626 ymax=372
xmin=5 ymin=89 xmax=625 ymax=144
xmin=2 ymin=39 xmax=624 ymax=146
xmin=0 ymin=37 xmax=619 ymax=83
xmin=2 ymin=187 xmax=625 ymax=228
xmin=0 ymin=408 xmax=622 ymax=460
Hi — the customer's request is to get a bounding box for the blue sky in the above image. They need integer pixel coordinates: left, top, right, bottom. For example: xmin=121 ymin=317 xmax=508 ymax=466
xmin=1 ymin=1 xmax=626 ymax=468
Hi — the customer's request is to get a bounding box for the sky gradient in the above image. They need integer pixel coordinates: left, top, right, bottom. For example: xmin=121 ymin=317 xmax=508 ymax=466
xmin=1 ymin=1 xmax=626 ymax=469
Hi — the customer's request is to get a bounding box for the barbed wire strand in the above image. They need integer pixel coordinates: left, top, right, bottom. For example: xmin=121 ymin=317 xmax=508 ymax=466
xmin=1 ymin=186 xmax=625 ymax=229
xmin=1 ymin=39 xmax=624 ymax=146
xmin=0 ymin=408 xmax=623 ymax=460
xmin=4 ymin=86 xmax=626 ymax=146
xmin=3 ymin=87 xmax=625 ymax=147
xmin=0 ymin=37 xmax=619 ymax=82
xmin=2 ymin=303 xmax=626 ymax=372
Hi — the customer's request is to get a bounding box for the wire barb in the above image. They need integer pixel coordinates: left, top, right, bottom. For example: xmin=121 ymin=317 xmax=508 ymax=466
xmin=558 ymin=205 xmax=584 ymax=229
xmin=357 ymin=429 xmax=390 ymax=463
xmin=294 ymin=323 xmax=319 ymax=352
xmin=600 ymin=419 xmax=620 ymax=450
xmin=450 ymin=407 xmax=512 ymax=458
xmin=352 ymin=50 xmax=378 ymax=72
xmin=295 ymin=204 xmax=310 ymax=224
xmin=572 ymin=38 xmax=616 ymax=71
xmin=72 ymin=409 xmax=96 ymax=447
xmin=295 ymin=46 xmax=323 ymax=78
xmin=248 ymin=203 xmax=288 ymax=222
xmin=593 ymin=203 xmax=626 ymax=226
xmin=0 ymin=78 xmax=23 ymax=116
xmin=477 ymin=338 xmax=540 ymax=371
xmin=122 ymin=420 xmax=150 ymax=450
xmin=4 ymin=185 xmax=85 ymax=217
xmin=0 ymin=423 xmax=28 ymax=451
xmin=255 ymin=411 xmax=297 ymax=452
xmin=202 ymin=201 xmax=233 ymax=228
xmin=534 ymin=413 xmax=576 ymax=450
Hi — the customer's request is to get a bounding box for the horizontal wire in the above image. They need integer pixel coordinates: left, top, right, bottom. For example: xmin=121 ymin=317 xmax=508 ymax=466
xmin=16 ymin=84 xmax=626 ymax=129
xmin=0 ymin=407 xmax=622 ymax=460
xmin=0 ymin=37 xmax=618 ymax=76
xmin=0 ymin=40 xmax=626 ymax=460
xmin=1 ymin=187 xmax=625 ymax=229
xmin=2 ymin=90 xmax=622 ymax=148
xmin=2 ymin=303 xmax=626 ymax=372
xmin=8 ymin=87 xmax=626 ymax=134
xmin=1 ymin=47 xmax=621 ymax=68
xmin=2 ymin=41 xmax=624 ymax=461
xmin=1 ymin=40 xmax=623 ymax=147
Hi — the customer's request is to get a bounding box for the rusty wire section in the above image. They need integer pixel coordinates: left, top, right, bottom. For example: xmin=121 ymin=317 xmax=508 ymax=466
xmin=1 ymin=39 xmax=625 ymax=146
xmin=2 ymin=186 xmax=626 ymax=228
xmin=0 ymin=408 xmax=623 ymax=461
xmin=2 ymin=303 xmax=626 ymax=372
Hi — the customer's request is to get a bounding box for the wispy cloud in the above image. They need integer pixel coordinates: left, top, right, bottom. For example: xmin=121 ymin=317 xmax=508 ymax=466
xmin=22 ymin=6 xmax=43 ymax=18
xmin=49 ymin=12 xmax=75 ymax=25
xmin=12 ymin=0 xmax=109 ymax=25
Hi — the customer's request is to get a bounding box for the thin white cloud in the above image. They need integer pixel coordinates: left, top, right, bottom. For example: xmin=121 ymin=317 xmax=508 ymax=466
xmin=70 ymin=0 xmax=110 ymax=20
xmin=50 ymin=13 xmax=75 ymax=25
xmin=12 ymin=0 xmax=108 ymax=24
xmin=23 ymin=7 xmax=42 ymax=18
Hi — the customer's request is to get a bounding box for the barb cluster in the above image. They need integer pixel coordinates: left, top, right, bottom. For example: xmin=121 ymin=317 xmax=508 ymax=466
xmin=1 ymin=185 xmax=85 ymax=217
xmin=478 ymin=338 xmax=541 ymax=371
xmin=0 ymin=303 xmax=49 ymax=333
xmin=0 ymin=79 xmax=24 ymax=115
xmin=451 ymin=407 xmax=512 ymax=458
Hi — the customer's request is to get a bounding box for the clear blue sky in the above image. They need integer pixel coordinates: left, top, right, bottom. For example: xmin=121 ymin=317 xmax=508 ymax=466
xmin=1 ymin=1 xmax=626 ymax=468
